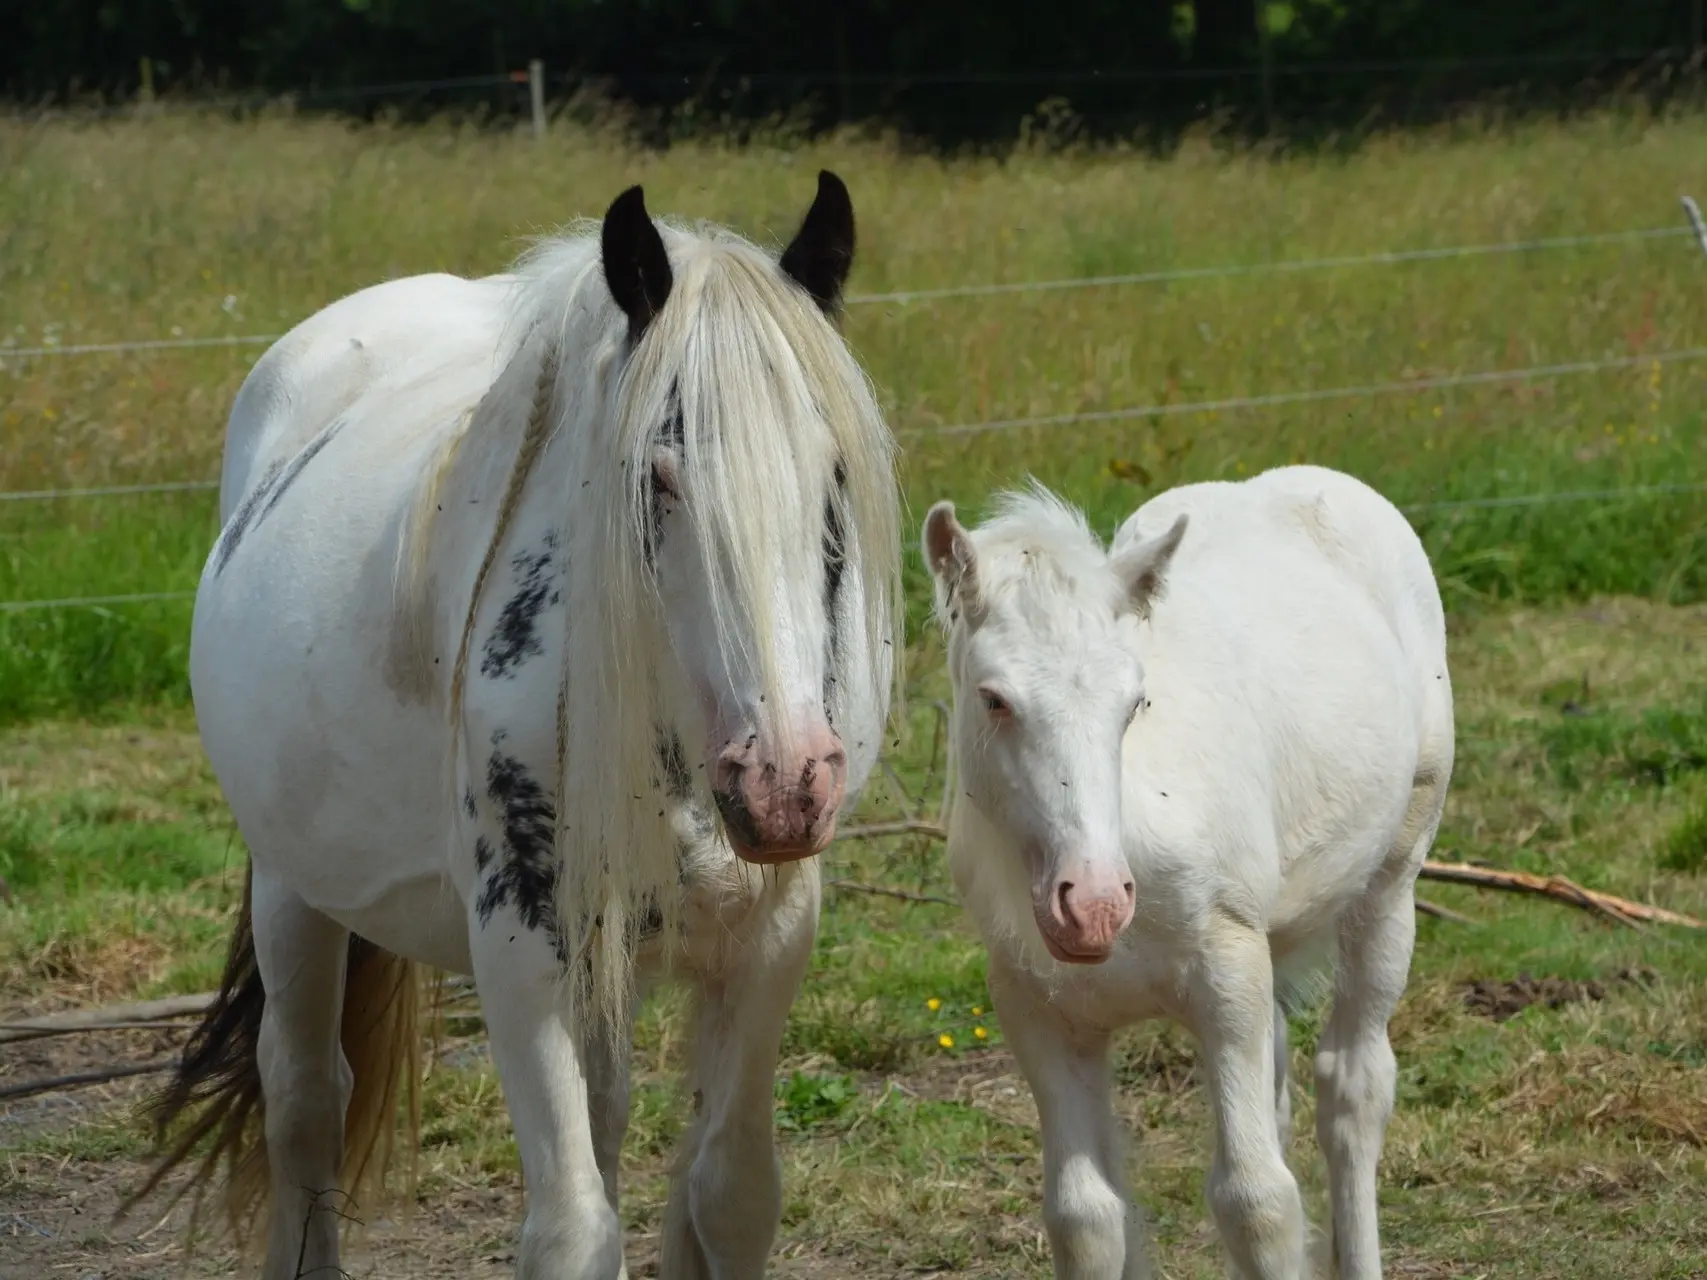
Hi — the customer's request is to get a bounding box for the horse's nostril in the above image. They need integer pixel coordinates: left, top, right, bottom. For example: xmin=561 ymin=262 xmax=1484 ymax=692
xmin=1123 ymin=881 xmax=1136 ymax=903
xmin=1056 ymin=881 xmax=1074 ymax=920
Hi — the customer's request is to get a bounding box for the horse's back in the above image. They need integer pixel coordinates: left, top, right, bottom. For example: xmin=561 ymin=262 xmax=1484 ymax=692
xmin=1117 ymin=466 xmax=1452 ymax=940
xmin=1122 ymin=465 xmax=1444 ymax=683
xmin=192 ymin=272 xmax=522 ymax=969
xmin=219 ymin=272 xmax=518 ymax=518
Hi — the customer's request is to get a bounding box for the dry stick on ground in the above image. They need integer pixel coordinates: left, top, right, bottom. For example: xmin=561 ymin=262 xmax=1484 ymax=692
xmin=826 ymin=878 xmax=957 ymax=907
xmin=1418 ymin=861 xmax=1705 ymax=928
xmin=833 ymin=822 xmax=1705 ymax=929
xmin=0 ymin=1059 xmax=177 ymax=1102
xmin=1413 ymin=898 xmax=1480 ymax=926
xmin=0 ymin=993 xmax=216 ymax=1045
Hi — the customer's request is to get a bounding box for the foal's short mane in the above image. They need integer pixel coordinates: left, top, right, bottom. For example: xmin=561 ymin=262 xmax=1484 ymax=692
xmin=952 ymin=483 xmax=1124 ymax=620
xmin=419 ymin=214 xmax=900 ymax=1028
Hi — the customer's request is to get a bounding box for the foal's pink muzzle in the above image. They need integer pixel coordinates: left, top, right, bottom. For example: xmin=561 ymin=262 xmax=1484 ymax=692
xmin=711 ymin=724 xmax=847 ymax=864
xmin=1032 ymin=855 xmax=1136 ymax=964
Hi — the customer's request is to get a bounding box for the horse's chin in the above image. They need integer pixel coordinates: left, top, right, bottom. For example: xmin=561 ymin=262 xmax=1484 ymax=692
xmin=728 ymin=832 xmax=832 ymax=866
xmin=1037 ymin=931 xmax=1115 ymax=966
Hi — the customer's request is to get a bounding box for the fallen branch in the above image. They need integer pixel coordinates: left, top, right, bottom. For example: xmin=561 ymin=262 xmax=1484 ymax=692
xmin=1414 ymin=897 xmax=1479 ymax=926
xmin=835 ymin=824 xmax=1703 ymax=929
xmin=0 ymin=992 xmax=215 ymax=1046
xmin=0 ymin=1059 xmax=176 ymax=1102
xmin=826 ymin=878 xmax=956 ymax=907
xmin=836 ymin=819 xmax=948 ymax=842
xmin=1417 ymin=862 xmax=1704 ymax=929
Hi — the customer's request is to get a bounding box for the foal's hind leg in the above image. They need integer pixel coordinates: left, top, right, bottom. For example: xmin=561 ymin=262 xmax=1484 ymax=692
xmin=660 ymin=865 xmax=818 ymax=1280
xmin=1314 ymin=780 xmax=1446 ymax=1280
xmin=250 ymin=869 xmax=355 ymax=1280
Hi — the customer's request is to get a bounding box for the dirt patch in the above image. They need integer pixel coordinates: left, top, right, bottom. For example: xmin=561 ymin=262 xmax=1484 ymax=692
xmin=1460 ymin=967 xmax=1656 ymax=1023
xmin=1462 ymin=974 xmax=1609 ymax=1022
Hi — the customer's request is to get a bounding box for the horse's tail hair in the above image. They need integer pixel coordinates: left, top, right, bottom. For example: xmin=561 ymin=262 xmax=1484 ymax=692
xmin=120 ymin=865 xmax=424 ymax=1251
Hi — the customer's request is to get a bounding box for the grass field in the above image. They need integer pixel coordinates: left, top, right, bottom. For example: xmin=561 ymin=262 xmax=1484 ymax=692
xmin=3 ymin=106 xmax=1707 ymax=1276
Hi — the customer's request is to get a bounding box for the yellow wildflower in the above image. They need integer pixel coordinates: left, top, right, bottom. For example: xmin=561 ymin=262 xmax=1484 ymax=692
xmin=926 ymin=997 xmax=941 ymax=1012
xmin=974 ymin=1027 xmax=988 ymax=1041
xmin=938 ymin=1033 xmax=955 ymax=1049
xmin=971 ymin=1006 xmax=983 ymax=1016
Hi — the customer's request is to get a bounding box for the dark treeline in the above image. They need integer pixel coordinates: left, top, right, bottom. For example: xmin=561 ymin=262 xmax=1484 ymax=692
xmin=6 ymin=1 xmax=1704 ymax=141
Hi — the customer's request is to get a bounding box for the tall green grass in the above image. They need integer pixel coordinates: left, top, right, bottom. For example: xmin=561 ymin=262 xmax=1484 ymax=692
xmin=3 ymin=108 xmax=1705 ymax=717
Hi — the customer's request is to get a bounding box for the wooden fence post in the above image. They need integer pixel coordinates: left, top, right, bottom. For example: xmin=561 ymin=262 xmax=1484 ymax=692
xmin=529 ymin=59 xmax=546 ymax=140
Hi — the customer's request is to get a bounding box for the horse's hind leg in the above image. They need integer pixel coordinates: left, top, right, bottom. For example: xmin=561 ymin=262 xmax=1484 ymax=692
xmin=1272 ymin=1000 xmax=1292 ymax=1150
xmin=250 ymin=869 xmax=355 ymax=1280
xmin=586 ymin=997 xmax=636 ymax=1278
xmin=1314 ymin=774 xmax=1447 ymax=1280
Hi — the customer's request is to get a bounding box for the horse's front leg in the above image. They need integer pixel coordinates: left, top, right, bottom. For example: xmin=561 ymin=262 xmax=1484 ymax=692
xmin=471 ymin=914 xmax=622 ymax=1280
xmin=989 ymin=954 xmax=1147 ymax=1280
xmin=660 ymin=863 xmax=819 ymax=1280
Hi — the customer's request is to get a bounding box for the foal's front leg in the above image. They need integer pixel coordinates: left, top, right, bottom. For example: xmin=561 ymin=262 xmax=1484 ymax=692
xmin=989 ymin=955 xmax=1147 ymax=1280
xmin=660 ymin=863 xmax=819 ymax=1280
xmin=1189 ymin=923 xmax=1306 ymax=1280
xmin=471 ymin=917 xmax=622 ymax=1279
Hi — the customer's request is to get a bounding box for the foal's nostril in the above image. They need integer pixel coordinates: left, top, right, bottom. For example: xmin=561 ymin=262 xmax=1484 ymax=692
xmin=1123 ymin=880 xmax=1136 ymax=904
xmin=1056 ymin=881 xmax=1074 ymax=923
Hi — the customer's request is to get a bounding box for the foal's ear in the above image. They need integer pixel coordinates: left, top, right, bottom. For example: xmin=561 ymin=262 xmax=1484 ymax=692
xmin=1111 ymin=514 xmax=1188 ymax=616
xmin=923 ymin=501 xmax=980 ymax=616
xmin=601 ymin=185 xmax=674 ymax=344
xmin=780 ymin=170 xmax=856 ymax=317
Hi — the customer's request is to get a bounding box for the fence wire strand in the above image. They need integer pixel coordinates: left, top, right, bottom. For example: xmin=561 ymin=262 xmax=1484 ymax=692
xmin=905 ymin=346 xmax=1707 ymax=440
xmin=5 ymin=346 xmax=1704 ymax=509
xmin=2 ymin=223 xmax=1694 ymax=361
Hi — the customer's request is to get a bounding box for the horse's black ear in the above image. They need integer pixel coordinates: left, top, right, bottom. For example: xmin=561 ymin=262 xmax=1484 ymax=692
xmin=601 ymin=185 xmax=674 ymax=344
xmin=780 ymin=170 xmax=856 ymax=317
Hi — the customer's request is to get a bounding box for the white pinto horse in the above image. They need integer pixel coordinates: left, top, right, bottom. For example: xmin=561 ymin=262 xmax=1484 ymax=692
xmin=923 ymin=467 xmax=1453 ymax=1280
xmin=128 ymin=174 xmax=901 ymax=1280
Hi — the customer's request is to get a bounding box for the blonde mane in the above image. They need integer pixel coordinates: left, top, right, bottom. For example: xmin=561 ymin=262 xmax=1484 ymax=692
xmin=411 ymin=216 xmax=901 ymax=1028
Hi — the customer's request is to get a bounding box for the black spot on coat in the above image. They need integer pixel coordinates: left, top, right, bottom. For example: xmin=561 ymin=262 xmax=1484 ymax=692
xmin=654 ymin=727 xmax=693 ymax=800
xmin=474 ymin=749 xmax=564 ymax=961
xmin=480 ymin=531 xmax=561 ymax=680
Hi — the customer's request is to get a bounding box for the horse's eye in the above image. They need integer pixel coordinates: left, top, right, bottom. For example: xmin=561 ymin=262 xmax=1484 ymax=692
xmin=979 ymin=688 xmax=1012 ymax=718
xmin=650 ymin=459 xmax=681 ymax=502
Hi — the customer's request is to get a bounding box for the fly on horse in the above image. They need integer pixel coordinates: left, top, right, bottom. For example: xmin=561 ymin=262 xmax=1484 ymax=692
xmin=925 ymin=468 xmax=1453 ymax=1279
xmin=130 ymin=173 xmax=901 ymax=1280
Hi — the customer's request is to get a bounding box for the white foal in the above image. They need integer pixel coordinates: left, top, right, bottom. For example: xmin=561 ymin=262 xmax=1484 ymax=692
xmin=924 ymin=467 xmax=1453 ymax=1280
xmin=127 ymin=174 xmax=901 ymax=1280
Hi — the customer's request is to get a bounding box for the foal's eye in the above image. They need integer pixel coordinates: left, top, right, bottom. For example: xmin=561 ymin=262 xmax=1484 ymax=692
xmin=978 ymin=688 xmax=1013 ymax=719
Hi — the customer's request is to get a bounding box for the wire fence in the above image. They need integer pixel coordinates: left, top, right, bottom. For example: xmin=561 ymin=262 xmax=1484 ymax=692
xmin=3 ymin=220 xmax=1698 ymax=362
xmin=37 ymin=47 xmax=1697 ymax=109
xmin=3 ymin=200 xmax=1703 ymax=613
xmin=8 ymin=477 xmax=1707 ymax=614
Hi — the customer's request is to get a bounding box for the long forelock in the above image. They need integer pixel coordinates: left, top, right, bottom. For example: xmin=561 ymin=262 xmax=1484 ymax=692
xmin=507 ymin=218 xmax=898 ymax=1027
xmin=609 ymin=232 xmax=899 ymax=728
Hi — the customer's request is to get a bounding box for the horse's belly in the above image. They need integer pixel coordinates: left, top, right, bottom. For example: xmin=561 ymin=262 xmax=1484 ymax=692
xmin=191 ymin=402 xmax=477 ymax=963
xmin=321 ymin=875 xmax=474 ymax=974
